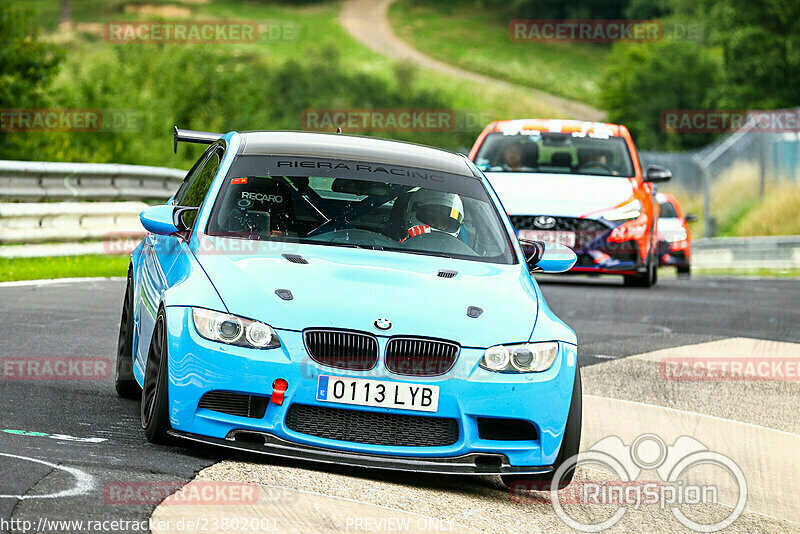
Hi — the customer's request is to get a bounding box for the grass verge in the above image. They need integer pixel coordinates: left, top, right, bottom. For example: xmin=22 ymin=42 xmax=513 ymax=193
xmin=661 ymin=166 xmax=800 ymax=238
xmin=388 ymin=0 xmax=606 ymax=106
xmin=692 ymin=268 xmax=800 ymax=278
xmin=0 ymin=255 xmax=128 ymax=282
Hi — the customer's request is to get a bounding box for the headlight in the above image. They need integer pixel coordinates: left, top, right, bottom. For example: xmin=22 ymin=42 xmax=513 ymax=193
xmin=480 ymin=342 xmax=559 ymax=373
xmin=192 ymin=308 xmax=280 ymax=349
xmin=602 ymin=199 xmax=641 ymax=221
xmin=671 ymin=228 xmax=688 ymax=242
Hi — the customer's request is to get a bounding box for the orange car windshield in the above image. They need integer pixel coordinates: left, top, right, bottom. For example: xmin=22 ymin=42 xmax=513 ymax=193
xmin=474 ymin=132 xmax=635 ymax=177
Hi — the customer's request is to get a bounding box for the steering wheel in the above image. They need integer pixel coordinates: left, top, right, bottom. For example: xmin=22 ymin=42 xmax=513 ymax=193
xmin=401 ymin=230 xmax=475 ymax=255
xmin=578 ymin=162 xmax=615 ymax=174
xmin=224 ymin=200 xmax=270 ymax=237
xmin=310 ymin=228 xmax=399 ymax=248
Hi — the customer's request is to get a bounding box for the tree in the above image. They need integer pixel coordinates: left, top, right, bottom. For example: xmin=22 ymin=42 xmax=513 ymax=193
xmin=599 ymin=38 xmax=721 ymax=151
xmin=59 ymin=0 xmax=71 ymax=26
xmin=0 ymin=3 xmax=62 ymax=158
xmin=702 ymin=0 xmax=800 ymax=109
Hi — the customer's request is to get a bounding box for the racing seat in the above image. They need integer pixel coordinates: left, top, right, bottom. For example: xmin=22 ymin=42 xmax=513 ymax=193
xmin=388 ymin=191 xmax=413 ymax=241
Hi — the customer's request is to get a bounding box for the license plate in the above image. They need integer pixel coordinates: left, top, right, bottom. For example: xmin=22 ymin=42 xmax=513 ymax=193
xmin=316 ymin=376 xmax=439 ymax=413
xmin=518 ymin=230 xmax=576 ymax=247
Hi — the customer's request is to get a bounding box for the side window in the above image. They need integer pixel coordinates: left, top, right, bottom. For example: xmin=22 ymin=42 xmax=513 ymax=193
xmin=175 ymin=146 xmax=216 ymax=204
xmin=179 ymin=150 xmax=222 ymax=229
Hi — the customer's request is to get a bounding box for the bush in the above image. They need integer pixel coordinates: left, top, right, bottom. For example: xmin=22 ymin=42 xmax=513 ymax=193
xmin=0 ymin=2 xmax=62 ymax=159
xmin=17 ymin=43 xmax=456 ymax=168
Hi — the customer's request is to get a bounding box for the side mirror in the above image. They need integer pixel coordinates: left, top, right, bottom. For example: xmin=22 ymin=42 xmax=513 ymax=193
xmin=140 ymin=205 xmax=178 ymax=235
xmin=520 ymin=239 xmax=577 ymax=274
xmin=645 ymin=165 xmax=672 ymax=183
xmin=140 ymin=205 xmax=200 ymax=236
xmin=685 ymin=213 xmax=698 ymax=223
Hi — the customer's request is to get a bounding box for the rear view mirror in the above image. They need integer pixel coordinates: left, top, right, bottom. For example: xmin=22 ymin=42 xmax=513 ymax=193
xmin=520 ymin=239 xmax=577 ymax=274
xmin=685 ymin=213 xmax=698 ymax=223
xmin=331 ymin=178 xmax=390 ymax=197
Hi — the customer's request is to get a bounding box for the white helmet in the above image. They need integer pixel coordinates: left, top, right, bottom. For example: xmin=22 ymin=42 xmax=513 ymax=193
xmin=404 ymin=189 xmax=465 ymax=237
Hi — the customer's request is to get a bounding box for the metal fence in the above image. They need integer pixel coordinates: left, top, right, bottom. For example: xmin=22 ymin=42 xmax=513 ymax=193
xmin=640 ymin=111 xmax=800 ymax=237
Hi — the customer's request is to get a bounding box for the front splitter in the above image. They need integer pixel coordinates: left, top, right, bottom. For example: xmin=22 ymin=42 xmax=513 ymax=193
xmin=168 ymin=429 xmax=553 ymax=476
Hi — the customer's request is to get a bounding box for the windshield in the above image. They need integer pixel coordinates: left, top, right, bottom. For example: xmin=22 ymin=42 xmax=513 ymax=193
xmin=206 ymin=156 xmax=516 ymax=264
xmin=474 ymin=132 xmax=635 ymax=177
xmin=659 ymin=201 xmax=678 ymax=218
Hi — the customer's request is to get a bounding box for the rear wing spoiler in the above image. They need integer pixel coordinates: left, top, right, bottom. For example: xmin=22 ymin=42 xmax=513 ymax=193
xmin=174 ymin=126 xmax=223 ymax=154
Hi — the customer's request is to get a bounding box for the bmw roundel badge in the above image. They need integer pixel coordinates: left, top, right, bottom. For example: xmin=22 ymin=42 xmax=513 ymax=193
xmin=373 ymin=318 xmax=392 ymax=331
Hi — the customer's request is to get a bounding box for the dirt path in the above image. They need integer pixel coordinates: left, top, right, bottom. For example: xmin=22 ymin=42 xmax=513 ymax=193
xmin=339 ymin=0 xmax=604 ymax=121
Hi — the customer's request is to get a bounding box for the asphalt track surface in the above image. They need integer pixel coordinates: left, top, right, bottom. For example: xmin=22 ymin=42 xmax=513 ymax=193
xmin=0 ymin=274 xmax=797 ymax=533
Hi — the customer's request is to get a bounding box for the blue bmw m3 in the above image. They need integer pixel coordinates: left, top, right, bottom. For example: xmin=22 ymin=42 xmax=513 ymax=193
xmin=116 ymin=128 xmax=581 ymax=488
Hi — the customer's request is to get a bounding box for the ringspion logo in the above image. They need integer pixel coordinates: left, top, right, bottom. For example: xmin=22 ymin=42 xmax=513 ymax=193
xmin=508 ymin=433 xmax=747 ymax=532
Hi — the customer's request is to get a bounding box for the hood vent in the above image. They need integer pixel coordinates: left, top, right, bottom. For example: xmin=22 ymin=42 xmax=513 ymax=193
xmin=275 ymin=289 xmax=293 ymax=301
xmin=282 ymin=253 xmax=308 ymax=264
xmin=437 ymin=269 xmax=457 ymax=278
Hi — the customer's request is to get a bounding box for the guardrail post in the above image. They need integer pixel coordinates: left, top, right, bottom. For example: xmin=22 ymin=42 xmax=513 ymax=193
xmin=693 ymin=155 xmax=715 ymax=237
xmin=759 ymin=134 xmax=767 ymax=199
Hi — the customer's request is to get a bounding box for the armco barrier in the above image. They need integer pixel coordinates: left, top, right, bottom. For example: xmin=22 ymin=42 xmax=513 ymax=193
xmin=0 ymin=160 xmax=186 ymax=202
xmin=0 ymin=202 xmax=148 ymax=245
xmin=692 ymin=236 xmax=800 ymax=270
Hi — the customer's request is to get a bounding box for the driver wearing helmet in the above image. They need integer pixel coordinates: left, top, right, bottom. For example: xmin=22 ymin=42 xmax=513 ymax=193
xmin=400 ymin=189 xmax=465 ymax=243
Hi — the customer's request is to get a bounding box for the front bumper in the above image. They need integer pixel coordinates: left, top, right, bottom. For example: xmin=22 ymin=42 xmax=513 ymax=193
xmin=163 ymin=307 xmax=578 ymax=472
xmin=514 ymin=218 xmax=646 ymax=275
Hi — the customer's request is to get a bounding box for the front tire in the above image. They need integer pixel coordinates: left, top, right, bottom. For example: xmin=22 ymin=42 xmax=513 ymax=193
xmin=141 ymin=307 xmax=172 ymax=444
xmin=502 ymin=366 xmax=582 ymax=490
xmin=115 ymin=269 xmax=141 ymax=399
xmin=677 ymin=264 xmax=691 ymax=277
xmin=624 ymin=251 xmax=657 ymax=288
